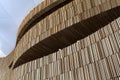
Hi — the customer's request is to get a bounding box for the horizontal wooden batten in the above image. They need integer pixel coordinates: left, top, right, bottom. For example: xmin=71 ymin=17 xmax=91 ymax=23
xmin=13 ymin=6 xmax=120 ymax=68
xmin=17 ymin=0 xmax=73 ymax=44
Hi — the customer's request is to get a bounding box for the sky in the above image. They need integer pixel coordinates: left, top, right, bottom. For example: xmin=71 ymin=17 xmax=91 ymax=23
xmin=0 ymin=0 xmax=44 ymax=57
xmin=0 ymin=50 xmax=6 ymax=57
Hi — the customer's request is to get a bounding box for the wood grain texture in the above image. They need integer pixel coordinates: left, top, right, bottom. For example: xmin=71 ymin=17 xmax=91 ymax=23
xmin=14 ymin=0 xmax=120 ymax=68
xmin=0 ymin=0 xmax=120 ymax=80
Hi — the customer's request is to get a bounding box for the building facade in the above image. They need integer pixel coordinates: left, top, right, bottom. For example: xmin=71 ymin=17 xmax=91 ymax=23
xmin=0 ymin=0 xmax=120 ymax=80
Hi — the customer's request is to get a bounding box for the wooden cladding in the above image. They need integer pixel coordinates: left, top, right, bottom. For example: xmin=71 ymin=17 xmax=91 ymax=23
xmin=17 ymin=0 xmax=73 ymax=43
xmin=13 ymin=17 xmax=120 ymax=80
xmin=0 ymin=0 xmax=120 ymax=80
xmin=13 ymin=6 xmax=120 ymax=68
xmin=14 ymin=0 xmax=120 ymax=66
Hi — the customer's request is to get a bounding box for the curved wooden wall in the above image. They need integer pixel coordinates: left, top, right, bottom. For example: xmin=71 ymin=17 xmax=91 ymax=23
xmin=14 ymin=0 xmax=120 ymax=68
xmin=0 ymin=0 xmax=120 ymax=80
xmin=17 ymin=0 xmax=72 ymax=43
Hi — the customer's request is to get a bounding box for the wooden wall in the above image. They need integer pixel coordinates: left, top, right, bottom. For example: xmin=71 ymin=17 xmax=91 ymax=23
xmin=0 ymin=0 xmax=120 ymax=80
xmin=14 ymin=0 xmax=120 ymax=68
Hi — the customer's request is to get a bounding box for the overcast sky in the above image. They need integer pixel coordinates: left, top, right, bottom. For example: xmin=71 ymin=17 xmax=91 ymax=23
xmin=0 ymin=0 xmax=43 ymax=57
